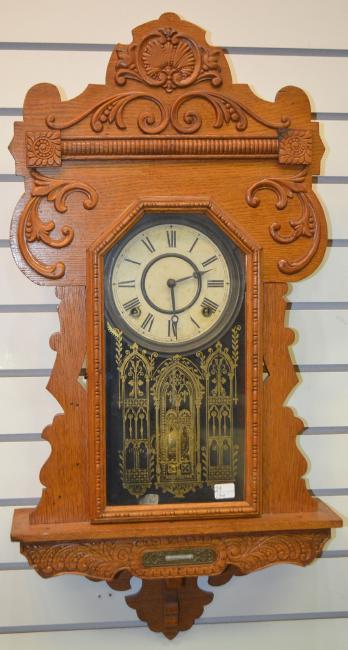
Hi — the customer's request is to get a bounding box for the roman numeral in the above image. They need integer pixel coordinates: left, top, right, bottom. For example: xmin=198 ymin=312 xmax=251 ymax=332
xmin=202 ymin=255 xmax=217 ymax=268
xmin=141 ymin=237 xmax=155 ymax=253
xmin=190 ymin=316 xmax=200 ymax=329
xmin=207 ymin=280 xmax=224 ymax=288
xmin=123 ymin=297 xmax=140 ymax=311
xmin=117 ymin=280 xmax=136 ymax=288
xmin=124 ymin=257 xmax=140 ymax=265
xmin=141 ymin=313 xmax=154 ymax=332
xmin=166 ymin=229 xmax=176 ymax=247
xmin=189 ymin=237 xmax=199 ymax=253
xmin=201 ymin=297 xmax=219 ymax=313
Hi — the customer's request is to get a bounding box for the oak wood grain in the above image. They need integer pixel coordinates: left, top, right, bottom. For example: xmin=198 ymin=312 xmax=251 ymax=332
xmin=8 ymin=12 xmax=341 ymax=638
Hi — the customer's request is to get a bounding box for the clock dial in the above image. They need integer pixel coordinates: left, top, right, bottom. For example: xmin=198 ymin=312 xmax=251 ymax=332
xmin=105 ymin=214 xmax=244 ymax=352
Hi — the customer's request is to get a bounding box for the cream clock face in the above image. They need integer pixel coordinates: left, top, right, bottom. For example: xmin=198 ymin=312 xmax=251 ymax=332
xmin=105 ymin=214 xmax=244 ymax=353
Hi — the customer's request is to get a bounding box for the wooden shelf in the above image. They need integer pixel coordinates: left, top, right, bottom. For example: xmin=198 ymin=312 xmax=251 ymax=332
xmin=12 ymin=502 xmax=342 ymax=543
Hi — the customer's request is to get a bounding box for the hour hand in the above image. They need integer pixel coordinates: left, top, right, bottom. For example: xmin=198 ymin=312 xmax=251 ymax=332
xmin=170 ymin=286 xmax=176 ymax=313
xmin=175 ymin=269 xmax=212 ymax=284
xmin=169 ymin=314 xmax=179 ymax=339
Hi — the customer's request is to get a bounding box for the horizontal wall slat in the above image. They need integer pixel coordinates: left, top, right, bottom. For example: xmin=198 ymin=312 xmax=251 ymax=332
xmin=0 ymin=249 xmax=58 ymax=305
xmin=287 ymin=371 xmax=348 ymax=427
xmin=322 ymin=496 xmax=348 ymax=551
xmin=1 ymin=50 xmax=348 ymax=111
xmin=0 ymin=313 xmax=58 ymax=369
xmin=0 ymin=370 xmax=346 ymax=438
xmin=1 ymin=0 xmax=348 ymax=48
xmin=2 ymin=621 xmax=348 ymax=650
xmin=206 ymin=558 xmax=348 ymax=619
xmin=0 ymin=442 xmax=50 ymax=498
xmin=1 ymin=182 xmax=348 ymax=259
xmin=0 ymin=377 xmax=60 ymax=434
xmin=300 ymin=435 xmax=348 ymax=489
xmin=315 ymin=184 xmax=348 ymax=239
xmin=290 ymin=248 xmax=348 ymax=302
xmin=0 ymin=433 xmax=346 ymax=498
xmin=0 ymin=310 xmax=346 ymax=369
xmin=1 ymin=495 xmax=347 ymax=564
xmin=0 ymin=183 xmax=23 ymax=240
xmin=320 ymin=121 xmax=348 ymax=176
xmin=0 ymin=570 xmax=135 ymax=627
xmin=2 ymin=117 xmax=348 ymax=176
xmin=0 ymin=558 xmax=347 ymax=628
xmin=1 ymin=241 xmax=348 ymax=310
xmin=287 ymin=310 xmax=348 ymax=365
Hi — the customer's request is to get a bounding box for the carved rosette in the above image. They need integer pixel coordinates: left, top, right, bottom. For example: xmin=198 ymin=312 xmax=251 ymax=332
xmin=246 ymin=168 xmax=320 ymax=274
xmin=17 ymin=171 xmax=98 ymax=279
xmin=26 ymin=131 xmax=61 ymax=167
xmin=279 ymin=129 xmax=312 ymax=164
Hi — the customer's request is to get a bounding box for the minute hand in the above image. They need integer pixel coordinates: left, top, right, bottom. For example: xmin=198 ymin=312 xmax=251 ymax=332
xmin=175 ymin=269 xmax=212 ymax=284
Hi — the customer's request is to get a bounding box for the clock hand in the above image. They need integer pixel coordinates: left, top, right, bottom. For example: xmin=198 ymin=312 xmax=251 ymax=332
xmin=167 ymin=278 xmax=177 ymax=313
xmin=175 ymin=269 xmax=213 ymax=284
xmin=170 ymin=314 xmax=179 ymax=339
xmin=170 ymin=285 xmax=176 ymax=313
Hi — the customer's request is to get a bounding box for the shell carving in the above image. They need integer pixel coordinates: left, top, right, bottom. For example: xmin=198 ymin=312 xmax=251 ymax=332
xmin=141 ymin=31 xmax=198 ymax=92
xmin=115 ymin=28 xmax=222 ymax=93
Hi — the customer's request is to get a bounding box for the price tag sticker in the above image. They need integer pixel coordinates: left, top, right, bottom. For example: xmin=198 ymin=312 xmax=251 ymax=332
xmin=138 ymin=493 xmax=159 ymax=505
xmin=214 ymin=483 xmax=235 ymax=500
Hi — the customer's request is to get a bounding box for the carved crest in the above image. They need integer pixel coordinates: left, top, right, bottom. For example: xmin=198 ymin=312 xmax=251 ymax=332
xmin=114 ymin=26 xmax=222 ymax=93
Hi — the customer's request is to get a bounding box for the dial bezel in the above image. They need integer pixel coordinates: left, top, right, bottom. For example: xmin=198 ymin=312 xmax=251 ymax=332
xmin=104 ymin=212 xmax=245 ymax=353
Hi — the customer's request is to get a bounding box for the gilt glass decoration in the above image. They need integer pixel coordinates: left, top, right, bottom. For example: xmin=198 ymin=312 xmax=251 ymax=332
xmin=104 ymin=213 xmax=245 ymax=505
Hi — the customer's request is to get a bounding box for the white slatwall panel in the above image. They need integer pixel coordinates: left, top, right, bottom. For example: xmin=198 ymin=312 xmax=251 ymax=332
xmin=1 ymin=247 xmax=348 ymax=306
xmin=0 ymin=434 xmax=345 ymax=499
xmin=0 ymin=0 xmax=347 ymax=48
xmin=0 ymin=371 xmax=346 ymax=437
xmin=0 ymin=313 xmax=58 ymax=369
xmin=2 ymin=496 xmax=348 ymax=563
xmin=0 ymin=442 xmax=50 ymax=498
xmin=2 ymin=621 xmax=348 ymax=650
xmin=0 ymin=1 xmax=347 ymax=647
xmin=287 ymin=373 xmax=348 ymax=427
xmin=0 ymin=310 xmax=347 ymax=370
xmin=288 ymin=310 xmax=348 ymax=365
xmin=0 ymin=51 xmax=348 ymax=113
xmin=290 ymin=248 xmax=348 ymax=302
xmin=0 ymin=249 xmax=58 ymax=304
xmin=0 ymin=559 xmax=347 ymax=628
xmin=1 ymin=183 xmax=348 ymax=245
xmin=1 ymin=117 xmax=348 ymax=176
xmin=316 ymin=185 xmax=348 ymax=239
xmin=0 ymin=378 xmax=60 ymax=434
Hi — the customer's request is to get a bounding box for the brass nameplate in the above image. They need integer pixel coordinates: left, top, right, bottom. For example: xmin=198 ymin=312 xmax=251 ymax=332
xmin=142 ymin=547 xmax=217 ymax=567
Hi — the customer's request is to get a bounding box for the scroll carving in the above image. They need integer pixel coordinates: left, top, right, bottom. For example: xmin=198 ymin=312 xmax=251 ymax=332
xmin=114 ymin=26 xmax=222 ymax=93
xmin=46 ymin=91 xmax=290 ymax=135
xmin=18 ymin=171 xmax=98 ymax=279
xmin=21 ymin=530 xmax=329 ymax=582
xmin=246 ymin=168 xmax=320 ymax=274
xmin=209 ymin=530 xmax=329 ymax=585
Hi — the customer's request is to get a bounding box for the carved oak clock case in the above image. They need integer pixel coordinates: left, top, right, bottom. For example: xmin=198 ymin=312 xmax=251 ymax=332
xmin=9 ymin=13 xmax=341 ymax=639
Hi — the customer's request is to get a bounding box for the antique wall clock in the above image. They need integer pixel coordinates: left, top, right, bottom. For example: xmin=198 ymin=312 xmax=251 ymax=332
xmin=9 ymin=13 xmax=341 ymax=639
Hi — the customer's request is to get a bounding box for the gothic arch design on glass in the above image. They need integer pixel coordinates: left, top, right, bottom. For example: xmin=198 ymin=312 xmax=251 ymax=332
xmin=152 ymin=357 xmax=204 ymax=497
xmin=197 ymin=326 xmax=241 ymax=484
